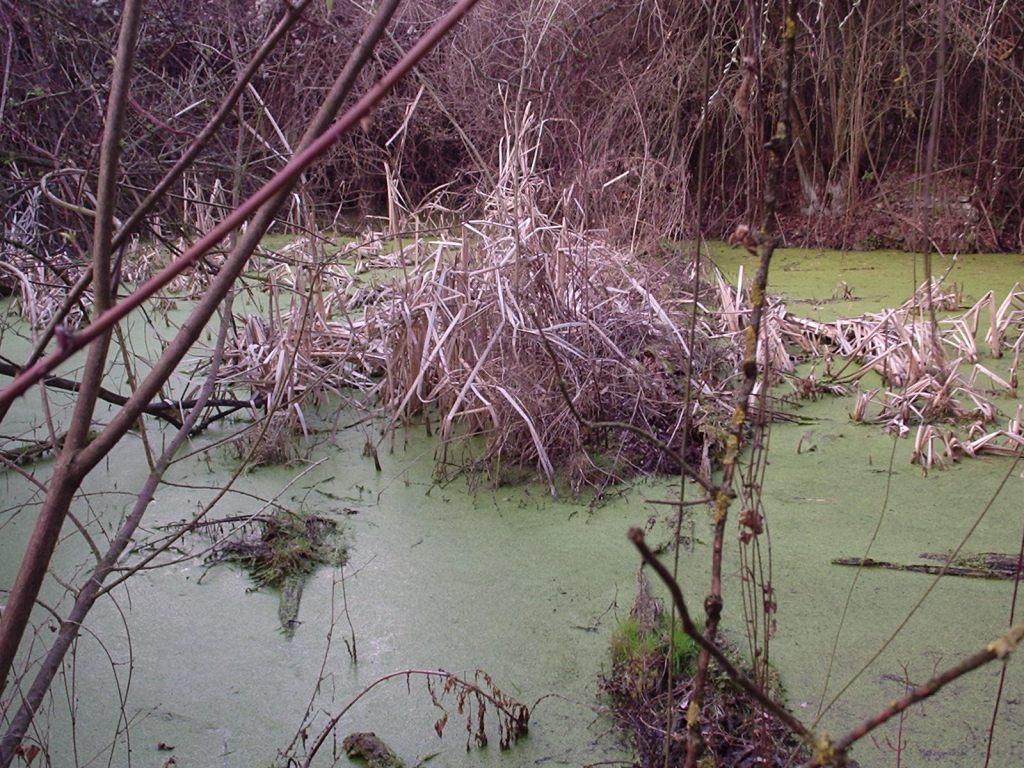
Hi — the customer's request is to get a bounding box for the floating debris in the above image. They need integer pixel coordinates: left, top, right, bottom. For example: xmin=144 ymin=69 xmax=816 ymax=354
xmin=715 ymin=272 xmax=1023 ymax=468
xmin=204 ymin=511 xmax=347 ymax=636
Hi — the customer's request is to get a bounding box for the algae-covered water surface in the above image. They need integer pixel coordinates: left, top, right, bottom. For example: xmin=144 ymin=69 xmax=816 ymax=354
xmin=711 ymin=247 xmax=1024 ymax=767
xmin=1 ymin=247 xmax=1022 ymax=767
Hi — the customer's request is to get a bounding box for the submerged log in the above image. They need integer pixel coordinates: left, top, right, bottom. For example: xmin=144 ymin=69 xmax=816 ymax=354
xmin=832 ymin=553 xmax=1022 ymax=580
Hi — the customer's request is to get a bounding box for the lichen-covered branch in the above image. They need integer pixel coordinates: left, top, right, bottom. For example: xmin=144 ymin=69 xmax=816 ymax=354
xmin=804 ymin=623 xmax=1024 ymax=767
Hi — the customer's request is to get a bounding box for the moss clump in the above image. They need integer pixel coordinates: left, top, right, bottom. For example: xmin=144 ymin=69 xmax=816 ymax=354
xmin=609 ymin=614 xmax=699 ymax=696
xmin=602 ymin=609 xmax=807 ymax=767
xmin=220 ymin=512 xmax=345 ymax=587
xmin=209 ymin=511 xmax=347 ymax=635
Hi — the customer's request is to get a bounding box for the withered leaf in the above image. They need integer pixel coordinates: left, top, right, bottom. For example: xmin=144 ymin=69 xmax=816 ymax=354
xmin=434 ymin=712 xmax=448 ymax=738
xmin=15 ymin=744 xmax=40 ymax=765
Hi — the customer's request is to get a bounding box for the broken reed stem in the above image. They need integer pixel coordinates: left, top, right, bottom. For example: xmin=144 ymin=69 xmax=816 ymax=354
xmin=802 ymin=623 xmax=1024 ymax=768
xmin=628 ymin=528 xmax=812 ymax=743
xmin=685 ymin=3 xmax=800 ymax=766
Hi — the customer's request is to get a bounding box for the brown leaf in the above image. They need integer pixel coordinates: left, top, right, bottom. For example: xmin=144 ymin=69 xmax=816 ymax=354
xmin=157 ymin=742 xmax=175 ymax=751
xmin=434 ymin=712 xmax=448 ymax=738
xmin=738 ymin=507 xmax=764 ymax=535
xmin=15 ymin=744 xmax=40 ymax=765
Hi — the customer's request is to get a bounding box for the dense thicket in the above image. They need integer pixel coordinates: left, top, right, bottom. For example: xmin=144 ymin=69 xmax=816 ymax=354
xmin=2 ymin=0 xmax=1022 ymax=252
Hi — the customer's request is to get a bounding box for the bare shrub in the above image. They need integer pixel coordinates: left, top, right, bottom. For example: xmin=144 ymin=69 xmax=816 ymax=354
xmin=3 ymin=1 xmax=1022 ymax=251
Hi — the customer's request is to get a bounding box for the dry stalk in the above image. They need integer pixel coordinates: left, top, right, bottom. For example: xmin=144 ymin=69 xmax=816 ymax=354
xmin=684 ymin=5 xmax=800 ymax=765
xmin=714 ymin=271 xmax=1023 ymax=468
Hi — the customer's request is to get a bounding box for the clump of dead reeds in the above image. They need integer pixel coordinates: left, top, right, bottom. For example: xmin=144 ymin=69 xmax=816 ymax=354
xmin=230 ymin=408 xmax=305 ymax=468
xmin=216 ymin=115 xmax=735 ymax=493
xmin=715 ymin=270 xmax=1024 ymax=469
xmin=1 ymin=186 xmax=93 ymax=329
xmin=215 ymin=237 xmax=389 ymax=414
xmin=373 ymin=225 xmax=732 ymax=493
xmin=367 ymin=113 xmax=733 ymax=494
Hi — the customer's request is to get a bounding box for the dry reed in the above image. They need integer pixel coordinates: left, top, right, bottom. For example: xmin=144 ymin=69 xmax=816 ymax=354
xmin=715 ymin=270 xmax=1023 ymax=469
xmin=216 ymin=115 xmax=736 ymax=493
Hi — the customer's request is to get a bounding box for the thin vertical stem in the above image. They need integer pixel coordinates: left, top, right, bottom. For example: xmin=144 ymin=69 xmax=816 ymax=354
xmin=685 ymin=2 xmax=799 ymax=765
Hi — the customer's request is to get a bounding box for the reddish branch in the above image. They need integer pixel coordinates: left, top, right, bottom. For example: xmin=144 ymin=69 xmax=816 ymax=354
xmin=0 ymin=0 xmax=484 ymax=726
xmin=0 ymin=0 xmax=146 ymax=701
xmin=0 ymin=0 xmax=316 ymax=400
xmin=802 ymin=623 xmax=1024 ymax=767
xmin=127 ymin=92 xmax=195 ymax=138
xmin=0 ymin=0 xmax=484 ymax=411
xmin=685 ymin=3 xmax=800 ymax=766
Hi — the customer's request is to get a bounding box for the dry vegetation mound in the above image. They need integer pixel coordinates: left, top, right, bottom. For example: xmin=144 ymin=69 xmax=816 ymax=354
xmin=220 ymin=144 xmax=737 ymax=493
xmin=371 ymin=207 xmax=733 ymax=494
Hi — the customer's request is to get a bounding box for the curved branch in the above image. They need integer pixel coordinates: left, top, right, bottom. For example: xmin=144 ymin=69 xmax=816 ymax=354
xmin=802 ymin=623 xmax=1024 ymax=767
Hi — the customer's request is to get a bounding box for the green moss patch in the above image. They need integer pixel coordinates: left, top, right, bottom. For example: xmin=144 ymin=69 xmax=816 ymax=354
xmin=207 ymin=511 xmax=347 ymax=636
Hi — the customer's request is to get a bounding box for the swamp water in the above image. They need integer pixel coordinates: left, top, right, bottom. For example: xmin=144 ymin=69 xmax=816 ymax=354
xmin=1 ymin=247 xmax=1023 ymax=767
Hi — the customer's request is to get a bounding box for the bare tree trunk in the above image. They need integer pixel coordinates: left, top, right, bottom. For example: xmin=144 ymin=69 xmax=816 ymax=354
xmin=0 ymin=0 xmax=145 ymax=697
xmin=0 ymin=0 xmax=489 ymax=758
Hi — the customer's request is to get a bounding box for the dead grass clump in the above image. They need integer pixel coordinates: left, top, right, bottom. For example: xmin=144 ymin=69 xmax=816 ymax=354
xmin=1 ymin=186 xmax=91 ymax=329
xmin=355 ymin=113 xmax=732 ymax=494
xmin=209 ymin=511 xmax=345 ymax=589
xmin=212 ymin=122 xmax=736 ymax=494
xmin=231 ymin=408 xmax=304 ymax=468
xmin=716 ymin=270 xmax=1023 ymax=468
xmin=373 ymin=229 xmax=730 ymax=492
xmin=601 ymin=670 xmax=805 ymax=768
xmin=215 ymin=235 xmax=397 ymax=420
